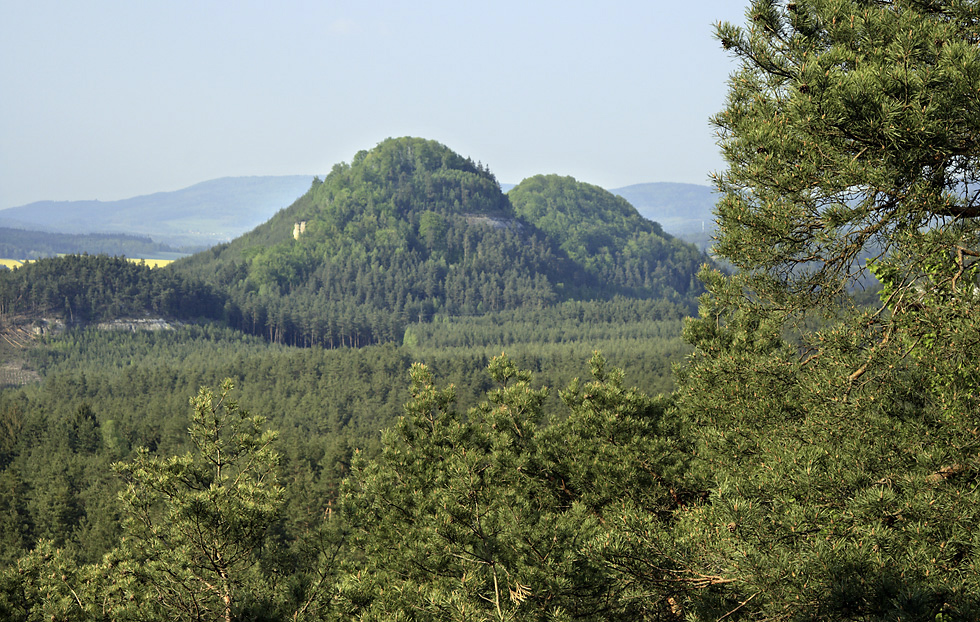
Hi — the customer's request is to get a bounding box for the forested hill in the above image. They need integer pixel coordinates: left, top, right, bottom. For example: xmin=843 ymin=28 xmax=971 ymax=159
xmin=509 ymin=174 xmax=703 ymax=294
xmin=171 ymin=137 xmax=707 ymax=346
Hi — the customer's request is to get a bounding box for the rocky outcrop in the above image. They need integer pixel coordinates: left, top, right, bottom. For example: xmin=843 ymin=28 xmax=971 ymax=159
xmin=96 ymin=318 xmax=174 ymax=332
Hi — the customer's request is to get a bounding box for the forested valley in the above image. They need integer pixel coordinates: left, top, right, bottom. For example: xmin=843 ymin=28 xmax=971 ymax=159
xmin=4 ymin=1 xmax=980 ymax=619
xmin=0 ymin=136 xmax=706 ymax=620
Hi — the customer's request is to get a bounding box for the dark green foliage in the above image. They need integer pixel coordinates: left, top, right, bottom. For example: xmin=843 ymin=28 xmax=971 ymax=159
xmin=0 ymin=254 xmax=224 ymax=322
xmin=0 ymin=306 xmax=689 ymax=580
xmin=402 ymin=297 xmax=688 ymax=348
xmin=0 ymin=468 xmax=32 ymax=564
xmin=0 ymin=382 xmax=313 ymax=622
xmin=3 ymin=2 xmax=980 ymax=618
xmin=0 ymin=139 xmax=708 ymax=349
xmin=0 ymin=145 xmax=708 ymax=618
xmin=675 ymin=270 xmax=980 ymax=619
xmin=668 ymin=1 xmax=980 ymax=618
xmin=0 ymin=331 xmax=696 ymax=621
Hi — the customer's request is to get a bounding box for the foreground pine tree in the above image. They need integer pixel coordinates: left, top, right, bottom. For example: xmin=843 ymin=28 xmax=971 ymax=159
xmin=113 ymin=380 xmax=284 ymax=622
xmin=674 ymin=0 xmax=980 ymax=618
xmin=338 ymin=353 xmax=697 ymax=621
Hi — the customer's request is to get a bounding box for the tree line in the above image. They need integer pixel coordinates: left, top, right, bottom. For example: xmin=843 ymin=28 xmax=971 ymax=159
xmin=0 ymin=228 xmax=184 ymax=261
xmin=0 ymin=254 xmax=223 ymax=322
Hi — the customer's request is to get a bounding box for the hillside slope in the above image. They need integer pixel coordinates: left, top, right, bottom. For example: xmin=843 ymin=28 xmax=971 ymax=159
xmin=0 ymin=176 xmax=720 ymax=253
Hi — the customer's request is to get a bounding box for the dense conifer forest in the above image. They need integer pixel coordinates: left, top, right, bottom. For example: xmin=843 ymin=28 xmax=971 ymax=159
xmin=3 ymin=1 xmax=980 ymax=618
xmin=0 ymin=137 xmax=707 ymax=620
xmin=0 ymin=254 xmax=224 ymax=323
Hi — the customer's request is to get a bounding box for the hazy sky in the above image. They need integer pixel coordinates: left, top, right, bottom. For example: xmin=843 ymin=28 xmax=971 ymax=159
xmin=0 ymin=1 xmax=748 ymax=210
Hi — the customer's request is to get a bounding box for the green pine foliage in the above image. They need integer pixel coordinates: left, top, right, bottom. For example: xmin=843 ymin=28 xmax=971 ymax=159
xmin=669 ymin=0 xmax=980 ymax=618
xmin=0 ymin=254 xmax=223 ymax=323
xmin=338 ymin=353 xmax=695 ymax=621
xmin=112 ymin=380 xmax=283 ymax=622
xmin=0 ymin=306 xmax=690 ymax=576
xmin=0 ymin=338 xmax=695 ymax=621
xmin=7 ymin=1 xmax=980 ymax=614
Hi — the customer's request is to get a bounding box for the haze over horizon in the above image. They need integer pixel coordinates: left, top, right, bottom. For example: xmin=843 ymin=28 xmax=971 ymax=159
xmin=0 ymin=1 xmax=746 ymax=211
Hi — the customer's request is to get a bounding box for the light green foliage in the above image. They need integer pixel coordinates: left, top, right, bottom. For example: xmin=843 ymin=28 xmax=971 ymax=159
xmin=0 ymin=376 xmax=341 ymax=622
xmin=546 ymin=353 xmax=703 ymax=618
xmin=172 ymin=137 xmax=573 ymax=346
xmin=712 ymin=0 xmax=980 ymax=309
xmin=0 ymin=540 xmax=145 ymax=622
xmin=509 ymin=175 xmax=661 ymax=259
xmin=113 ymin=379 xmax=283 ymax=622
xmin=338 ymin=357 xmax=561 ymax=620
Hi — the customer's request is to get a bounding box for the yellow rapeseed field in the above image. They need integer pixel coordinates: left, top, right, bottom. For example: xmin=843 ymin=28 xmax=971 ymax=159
xmin=0 ymin=257 xmax=173 ymax=269
xmin=131 ymin=258 xmax=174 ymax=268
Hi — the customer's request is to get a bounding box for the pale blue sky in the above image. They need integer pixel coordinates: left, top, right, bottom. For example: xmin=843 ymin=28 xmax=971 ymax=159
xmin=0 ymin=1 xmax=747 ymax=209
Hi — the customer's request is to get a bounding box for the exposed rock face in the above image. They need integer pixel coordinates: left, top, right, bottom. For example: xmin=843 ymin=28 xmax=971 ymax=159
xmin=96 ymin=318 xmax=174 ymax=332
xmin=463 ymin=214 xmax=523 ymax=231
xmin=31 ymin=318 xmax=66 ymax=336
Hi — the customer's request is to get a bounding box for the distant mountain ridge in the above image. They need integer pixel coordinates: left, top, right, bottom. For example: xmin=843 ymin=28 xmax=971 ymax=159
xmin=0 ymin=177 xmax=717 ymax=251
xmin=0 ymin=176 xmax=315 ymax=249
xmin=612 ymin=182 xmax=717 ymax=235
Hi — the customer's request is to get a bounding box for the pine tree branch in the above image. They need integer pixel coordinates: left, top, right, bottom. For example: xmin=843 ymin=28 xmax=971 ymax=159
xmin=718 ymin=591 xmax=759 ymax=620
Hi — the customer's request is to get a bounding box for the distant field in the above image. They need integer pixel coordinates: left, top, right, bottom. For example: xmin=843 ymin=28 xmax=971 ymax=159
xmin=131 ymin=258 xmax=173 ymax=268
xmin=1 ymin=257 xmax=173 ymax=268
